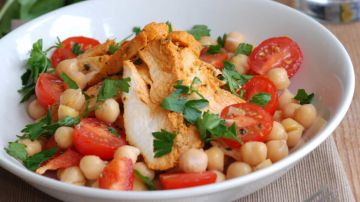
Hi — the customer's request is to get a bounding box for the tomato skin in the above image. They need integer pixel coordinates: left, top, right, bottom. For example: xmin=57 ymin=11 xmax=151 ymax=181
xmin=242 ymin=76 xmax=278 ymax=115
xmin=220 ymin=103 xmax=273 ymax=147
xmin=35 ymin=73 xmax=65 ymax=108
xmin=36 ymin=149 xmax=82 ymax=174
xmin=200 ymin=48 xmax=228 ymax=69
xmin=51 ymin=36 xmax=100 ymax=67
xmin=160 ymin=171 xmax=217 ymax=190
xmin=99 ymin=157 xmax=134 ymax=191
xmin=73 ymin=118 xmax=126 ymax=160
xmin=248 ymin=36 xmax=303 ymax=77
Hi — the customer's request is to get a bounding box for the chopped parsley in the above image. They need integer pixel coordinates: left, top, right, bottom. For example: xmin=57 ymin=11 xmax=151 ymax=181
xmin=217 ymin=34 xmax=227 ymax=47
xmin=18 ymin=39 xmax=51 ymax=103
xmin=133 ymin=26 xmax=141 ymax=35
xmin=221 ymin=61 xmax=253 ymax=96
xmin=250 ymin=92 xmax=271 ymax=107
xmin=23 ymin=148 xmax=58 ymax=171
xmin=207 ymin=44 xmax=222 ymax=54
xmin=166 ymin=21 xmax=173 ymax=32
xmin=5 ymin=142 xmax=28 ymax=161
xmin=153 ymin=129 xmax=176 ymax=158
xmin=134 ymin=170 xmax=155 ymax=190
xmin=294 ymin=89 xmax=314 ymax=104
xmin=97 ymin=78 xmax=131 ymax=102
xmin=108 ymin=127 xmax=120 ymax=137
xmin=60 ymin=72 xmax=79 ymax=89
xmin=188 ymin=25 xmax=210 ymax=40
xmin=235 ymin=43 xmax=253 ymax=56
xmin=108 ymin=43 xmax=121 ymax=55
xmin=71 ymin=43 xmax=84 ymax=55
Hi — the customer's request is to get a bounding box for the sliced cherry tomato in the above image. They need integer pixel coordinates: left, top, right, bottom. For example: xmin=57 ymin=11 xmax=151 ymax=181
xmin=248 ymin=36 xmax=303 ymax=77
xmin=73 ymin=118 xmax=126 ymax=160
xmin=35 ymin=73 xmax=65 ymax=108
xmin=99 ymin=157 xmax=134 ymax=190
xmin=44 ymin=136 xmax=58 ymax=149
xmin=220 ymin=103 xmax=273 ymax=147
xmin=242 ymin=76 xmax=278 ymax=115
xmin=160 ymin=171 xmax=217 ymax=190
xmin=51 ymin=36 xmax=100 ymax=67
xmin=36 ymin=149 xmax=82 ymax=174
xmin=200 ymin=47 xmax=228 ymax=69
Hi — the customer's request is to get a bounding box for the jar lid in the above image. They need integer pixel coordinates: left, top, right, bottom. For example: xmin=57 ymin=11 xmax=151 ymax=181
xmin=297 ymin=0 xmax=360 ymax=23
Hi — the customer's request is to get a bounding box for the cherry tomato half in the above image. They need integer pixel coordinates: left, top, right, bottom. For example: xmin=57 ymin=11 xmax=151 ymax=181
xmin=99 ymin=157 xmax=134 ymax=191
xmin=51 ymin=36 xmax=100 ymax=67
xmin=73 ymin=118 xmax=126 ymax=160
xmin=160 ymin=171 xmax=217 ymax=190
xmin=220 ymin=103 xmax=273 ymax=148
xmin=248 ymin=36 xmax=303 ymax=77
xmin=200 ymin=47 xmax=229 ymax=69
xmin=35 ymin=73 xmax=65 ymax=108
xmin=242 ymin=76 xmax=278 ymax=115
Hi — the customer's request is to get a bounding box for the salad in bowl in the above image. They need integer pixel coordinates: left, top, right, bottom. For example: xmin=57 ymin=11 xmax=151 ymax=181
xmin=5 ymin=22 xmax=318 ymax=191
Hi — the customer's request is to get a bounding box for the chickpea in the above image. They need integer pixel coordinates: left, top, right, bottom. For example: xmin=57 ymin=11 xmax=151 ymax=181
xmin=58 ymin=105 xmax=79 ymax=120
xmin=254 ymin=159 xmax=272 ymax=171
xmin=199 ymin=36 xmax=217 ymax=46
xmin=226 ymin=162 xmax=252 ymax=179
xmin=224 ymin=32 xmax=245 ymax=52
xmin=179 ymin=148 xmax=208 ymax=173
xmin=114 ymin=145 xmax=140 ymax=164
xmin=266 ymin=140 xmax=289 ymax=162
xmin=134 ymin=162 xmax=155 ymax=180
xmin=79 ymin=155 xmax=106 ymax=180
xmin=229 ymin=54 xmax=249 ymax=74
xmin=133 ymin=177 xmax=148 ymax=191
xmin=95 ymin=98 xmax=120 ymax=123
xmin=287 ymin=129 xmax=303 ymax=148
xmin=294 ymin=104 xmax=317 ymax=129
xmin=213 ymin=170 xmax=226 ymax=183
xmin=205 ymin=146 xmax=224 ymax=171
xmin=58 ymin=166 xmax=86 ymax=186
xmin=278 ymin=89 xmax=295 ymax=109
xmin=27 ymin=99 xmax=46 ymax=120
xmin=273 ymin=110 xmax=283 ymax=122
xmin=54 ymin=126 xmax=74 ymax=149
xmin=19 ymin=139 xmax=42 ymax=156
xmin=266 ymin=68 xmax=290 ymax=90
xmin=282 ymin=103 xmax=301 ymax=118
xmin=240 ymin=142 xmax=267 ymax=166
xmin=60 ymin=89 xmax=86 ymax=111
xmin=267 ymin=121 xmax=288 ymax=141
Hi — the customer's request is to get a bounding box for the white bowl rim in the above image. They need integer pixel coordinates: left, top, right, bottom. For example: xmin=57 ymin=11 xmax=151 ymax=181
xmin=0 ymin=0 xmax=355 ymax=200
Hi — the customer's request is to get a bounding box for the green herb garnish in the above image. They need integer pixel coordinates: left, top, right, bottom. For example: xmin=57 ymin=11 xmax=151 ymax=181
xmin=166 ymin=21 xmax=173 ymax=32
xmin=207 ymin=45 xmax=222 ymax=54
xmin=60 ymin=72 xmax=79 ymax=89
xmin=134 ymin=170 xmax=155 ymax=190
xmin=188 ymin=25 xmax=210 ymax=40
xmin=97 ymin=78 xmax=131 ymax=102
xmin=217 ymin=34 xmax=227 ymax=47
xmin=153 ymin=129 xmax=176 ymax=158
xmin=235 ymin=43 xmax=253 ymax=56
xmin=5 ymin=142 xmax=28 ymax=161
xmin=108 ymin=127 xmax=120 ymax=137
xmin=294 ymin=89 xmax=314 ymax=105
xmin=23 ymin=147 xmax=58 ymax=171
xmin=221 ymin=61 xmax=253 ymax=96
xmin=133 ymin=26 xmax=141 ymax=35
xmin=250 ymin=92 xmax=271 ymax=107
xmin=71 ymin=43 xmax=84 ymax=55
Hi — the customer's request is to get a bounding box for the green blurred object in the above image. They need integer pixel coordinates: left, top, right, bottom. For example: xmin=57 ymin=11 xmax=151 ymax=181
xmin=0 ymin=0 xmax=84 ymax=38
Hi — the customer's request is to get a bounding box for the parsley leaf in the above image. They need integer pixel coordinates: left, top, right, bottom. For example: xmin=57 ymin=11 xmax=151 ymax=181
xmin=207 ymin=44 xmax=222 ymax=54
xmin=18 ymin=39 xmax=51 ymax=102
xmin=166 ymin=21 xmax=173 ymax=32
xmin=222 ymin=61 xmax=253 ymax=95
xmin=23 ymin=148 xmax=58 ymax=171
xmin=108 ymin=43 xmax=121 ymax=55
xmin=294 ymin=89 xmax=314 ymax=105
xmin=250 ymin=92 xmax=271 ymax=107
xmin=153 ymin=129 xmax=176 ymax=158
xmin=235 ymin=43 xmax=253 ymax=56
xmin=97 ymin=78 xmax=131 ymax=102
xmin=21 ymin=109 xmax=52 ymax=140
xmin=5 ymin=142 xmax=28 ymax=161
xmin=188 ymin=25 xmax=210 ymax=40
xmin=71 ymin=43 xmax=84 ymax=55
xmin=183 ymin=99 xmax=209 ymax=123
xmin=108 ymin=127 xmax=119 ymax=137
xmin=60 ymin=72 xmax=79 ymax=89
xmin=133 ymin=26 xmax=141 ymax=35
xmin=160 ymin=90 xmax=187 ymax=112
xmin=134 ymin=170 xmax=155 ymax=190
xmin=217 ymin=34 xmax=227 ymax=47
xmin=44 ymin=116 xmax=80 ymax=134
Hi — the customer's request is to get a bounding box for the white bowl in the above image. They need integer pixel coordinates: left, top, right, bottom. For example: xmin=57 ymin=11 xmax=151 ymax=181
xmin=0 ymin=0 xmax=354 ymax=201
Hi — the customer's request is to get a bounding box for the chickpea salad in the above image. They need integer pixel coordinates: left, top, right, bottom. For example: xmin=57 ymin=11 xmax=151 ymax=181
xmin=5 ymin=22 xmax=318 ymax=191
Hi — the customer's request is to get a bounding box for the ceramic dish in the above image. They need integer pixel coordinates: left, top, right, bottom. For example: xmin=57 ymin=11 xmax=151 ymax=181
xmin=0 ymin=0 xmax=354 ymax=201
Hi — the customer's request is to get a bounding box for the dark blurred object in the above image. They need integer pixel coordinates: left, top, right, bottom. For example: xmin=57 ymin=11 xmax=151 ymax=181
xmin=297 ymin=0 xmax=360 ymax=23
xmin=0 ymin=0 xmax=84 ymax=38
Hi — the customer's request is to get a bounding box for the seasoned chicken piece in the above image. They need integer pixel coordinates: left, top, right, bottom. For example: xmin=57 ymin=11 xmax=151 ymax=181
xmin=122 ymin=61 xmax=201 ymax=170
xmin=168 ymin=31 xmax=202 ymax=56
xmin=79 ymin=39 xmax=115 ymax=58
